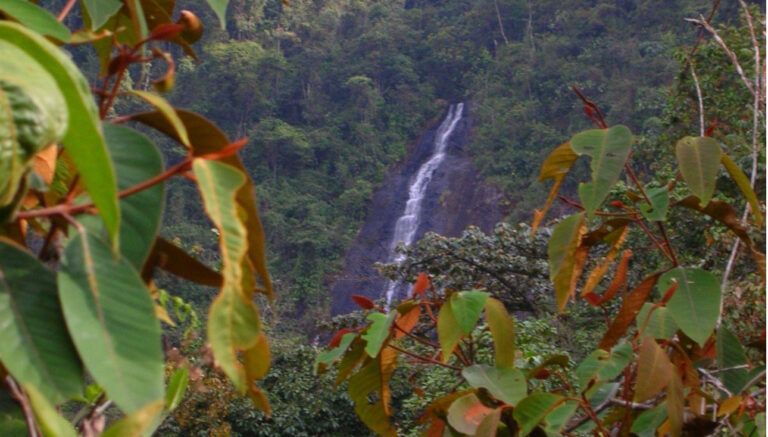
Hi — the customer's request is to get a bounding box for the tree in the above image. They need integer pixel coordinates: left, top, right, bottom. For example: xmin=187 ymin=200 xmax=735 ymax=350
xmin=0 ymin=1 xmax=273 ymax=434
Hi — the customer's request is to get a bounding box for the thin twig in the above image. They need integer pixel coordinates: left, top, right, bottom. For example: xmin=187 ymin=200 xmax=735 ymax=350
xmin=56 ymin=0 xmax=77 ymax=22
xmin=386 ymin=343 xmax=461 ymax=371
xmin=5 ymin=376 xmax=40 ymax=437
xmin=690 ymin=61 xmax=705 ymax=136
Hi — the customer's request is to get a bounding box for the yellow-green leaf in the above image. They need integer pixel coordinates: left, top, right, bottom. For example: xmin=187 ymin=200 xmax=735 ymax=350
xmin=484 ymin=297 xmax=515 ymax=369
xmin=129 ymin=91 xmax=190 ymax=148
xmin=0 ymin=0 xmax=69 ymax=42
xmin=450 ymin=290 xmax=488 ymax=333
xmin=102 ymin=400 xmax=164 ymax=437
xmin=634 ymin=337 xmax=673 ymax=402
xmin=721 ymin=153 xmax=763 ymax=227
xmin=438 ymin=299 xmax=463 ymax=362
xmin=24 ymin=385 xmax=77 ymax=437
xmin=533 ymin=142 xmax=578 ymax=234
xmin=675 ymin=136 xmax=721 ymax=207
xmin=547 ymin=213 xmax=586 ymax=312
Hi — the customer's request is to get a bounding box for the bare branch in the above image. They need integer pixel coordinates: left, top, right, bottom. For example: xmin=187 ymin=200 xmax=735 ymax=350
xmin=690 ymin=62 xmax=705 ymax=136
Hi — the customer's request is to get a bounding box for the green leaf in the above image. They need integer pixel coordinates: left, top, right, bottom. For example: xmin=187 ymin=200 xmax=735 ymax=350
xmin=447 ymin=393 xmax=495 ymax=435
xmin=316 ymin=333 xmax=357 ymax=372
xmin=634 ymin=337 xmax=673 ymax=402
xmin=484 ymin=297 xmax=515 ymax=369
xmin=0 ymin=0 xmax=69 ymax=41
xmin=716 ymin=328 xmax=750 ymax=394
xmin=362 ymin=312 xmax=395 ymax=357
xmin=0 ymin=389 xmax=28 ymax=436
xmin=82 ymin=0 xmax=122 ymax=30
xmin=24 ymin=385 xmax=77 ymax=437
xmin=102 ymin=400 xmax=164 ymax=437
xmin=348 ymin=358 xmax=397 ymax=437
xmin=133 ymin=110 xmax=272 ymax=298
xmin=165 ymin=368 xmax=189 ymax=411
xmin=575 ymin=343 xmax=633 ymax=390
xmin=639 ymin=186 xmax=670 ymax=222
xmin=58 ymin=233 xmax=163 ymax=413
xmin=721 ymin=153 xmax=763 ymax=227
xmin=542 ymin=400 xmax=579 ymax=435
xmin=661 ymin=268 xmax=721 ymax=346
xmin=547 ymin=213 xmax=585 ymax=312
xmin=675 ymin=136 xmax=721 ymax=206
xmin=0 ymin=239 xmax=83 ymax=404
xmin=0 ymin=22 xmax=120 ymax=245
xmin=450 ymin=290 xmax=489 ymax=333
xmin=571 ymin=125 xmax=633 ymax=216
xmin=101 ymin=124 xmax=164 ymax=269
xmin=462 ymin=364 xmax=526 ymax=405
xmin=205 ymin=0 xmax=229 ymax=29
xmin=437 ymin=299 xmax=463 ymax=362
xmin=194 ymin=159 xmax=262 ymax=391
xmin=631 ymin=402 xmax=667 ymax=437
xmin=637 ymin=303 xmax=678 ymax=340
xmin=513 ymin=392 xmax=564 ymax=436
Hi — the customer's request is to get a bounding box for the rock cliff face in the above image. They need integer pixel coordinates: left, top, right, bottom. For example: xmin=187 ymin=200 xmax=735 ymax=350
xmin=329 ymin=103 xmax=507 ymax=315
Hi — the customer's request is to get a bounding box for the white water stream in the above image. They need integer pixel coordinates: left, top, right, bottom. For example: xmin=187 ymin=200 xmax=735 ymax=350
xmin=384 ymin=103 xmax=464 ymax=305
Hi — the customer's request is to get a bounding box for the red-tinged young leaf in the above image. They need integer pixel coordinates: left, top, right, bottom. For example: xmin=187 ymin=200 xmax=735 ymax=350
xmin=197 ymin=138 xmax=249 ymax=162
xmin=547 ymin=213 xmax=586 ymax=312
xmin=412 ymin=272 xmax=430 ymax=296
xmin=584 ymin=292 xmax=601 ymax=306
xmin=581 ymin=227 xmax=628 ymax=297
xmin=532 ymin=369 xmax=550 ymax=380
xmin=351 ymin=294 xmax=375 ymax=310
xmin=666 ymin=372 xmax=684 ymax=437
xmin=634 ymin=337 xmax=673 ymax=402
xmin=447 ymin=393 xmax=495 ymax=435
xmin=659 ymin=282 xmax=679 ymax=304
xmin=394 ymin=305 xmax=420 ymax=340
xmin=425 ymin=417 xmax=446 ymax=437
xmin=484 ymin=298 xmax=515 ymax=369
xmin=598 ymin=273 xmax=662 ymax=350
xmin=177 ymin=10 xmax=203 ymax=43
xmin=379 ymin=346 xmax=398 ymax=415
xmin=148 ymin=23 xmax=184 ymax=41
xmin=329 ymin=328 xmax=353 ymax=348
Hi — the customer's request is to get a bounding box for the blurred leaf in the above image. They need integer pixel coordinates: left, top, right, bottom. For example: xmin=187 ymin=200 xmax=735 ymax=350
xmin=129 ymin=91 xmax=190 ymax=148
xmin=581 ymin=226 xmax=628 ymax=297
xmin=438 ymin=299 xmax=463 ymax=362
xmin=639 ymin=186 xmax=670 ymax=222
xmin=484 ymin=297 xmax=515 ymax=369
xmin=362 ymin=311 xmax=395 ymax=357
xmin=598 ymin=273 xmax=662 ymax=350
xmin=0 ymin=0 xmax=69 ymax=41
xmin=348 ymin=358 xmax=396 ymax=436
xmin=462 ymin=364 xmax=526 ymax=405
xmin=533 ymin=141 xmax=578 ymax=234
xmin=82 ymin=0 xmax=122 ymax=29
xmin=630 ymin=402 xmax=667 ymax=437
xmin=102 ymin=399 xmax=164 ymax=437
xmin=661 ymin=268 xmax=720 ymax=346
xmin=244 ymin=333 xmax=271 ymax=381
xmin=194 ymin=159 xmax=261 ymax=391
xmin=513 ymin=392 xmax=564 ymax=436
xmin=450 ymin=290 xmax=488 ymax=333
xmin=316 ymin=333 xmax=356 ymax=372
xmin=446 ymin=393 xmax=495 ymax=435
xmin=475 ymin=407 xmax=501 ymax=437
xmin=101 ymin=124 xmax=164 ymax=269
xmin=721 ymin=153 xmax=763 ymax=227
xmin=133 ymin=110 xmax=272 ymax=298
xmin=547 ymin=213 xmax=586 ymax=312
xmin=634 ymin=337 xmax=673 ymax=402
xmin=0 ymin=22 xmax=120 ymax=245
xmin=24 ymin=385 xmax=77 ymax=437
xmin=717 ymin=396 xmax=742 ymax=417
xmin=542 ymin=400 xmax=579 ymax=435
xmin=393 ymin=304 xmax=420 ymax=340
xmin=576 ymin=343 xmax=632 ymax=390
xmin=716 ymin=328 xmax=751 ymax=394
xmin=165 ymin=368 xmax=189 ymax=411
xmin=205 ymin=0 xmax=229 ymax=29
xmin=666 ymin=372 xmax=684 ymax=437
xmin=379 ymin=346 xmax=398 ymax=415
xmin=142 ymin=237 xmax=222 ymax=287
xmin=675 ymin=136 xmax=721 ymax=206
xmin=0 ymin=239 xmax=83 ymax=404
xmin=58 ymin=233 xmax=163 ymax=413
xmin=637 ymin=303 xmax=678 ymax=340
xmin=570 ymin=125 xmax=633 ymax=216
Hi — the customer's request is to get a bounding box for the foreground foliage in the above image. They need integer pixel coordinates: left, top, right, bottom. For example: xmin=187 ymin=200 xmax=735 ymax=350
xmin=0 ymin=1 xmax=273 ymax=434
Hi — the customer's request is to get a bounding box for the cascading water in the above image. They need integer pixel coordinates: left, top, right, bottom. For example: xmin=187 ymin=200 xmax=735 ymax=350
xmin=384 ymin=103 xmax=464 ymax=305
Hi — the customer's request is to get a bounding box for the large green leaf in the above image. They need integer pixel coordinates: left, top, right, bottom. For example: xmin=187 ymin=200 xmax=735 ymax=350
xmin=675 ymin=136 xmax=721 ymax=206
xmin=450 ymin=290 xmax=488 ymax=333
xmin=547 ymin=213 xmax=585 ymax=311
xmin=82 ymin=0 xmax=122 ymax=30
xmin=437 ymin=299 xmax=463 ymax=362
xmin=362 ymin=311 xmax=395 ymax=357
xmin=716 ymin=328 xmax=751 ymax=394
xmin=637 ymin=303 xmax=678 ymax=340
xmin=447 ymin=393 xmax=495 ymax=435
xmin=133 ymin=110 xmax=272 ymax=298
xmin=484 ymin=297 xmax=515 ymax=368
xmin=660 ymin=268 xmax=720 ymax=346
xmin=570 ymin=125 xmax=633 ymax=216
xmin=97 ymin=124 xmax=164 ymax=269
xmin=0 ymin=22 xmax=119 ymax=244
xmin=0 ymin=0 xmax=69 ymax=42
xmin=0 ymin=240 xmax=82 ymax=404
xmin=58 ymin=233 xmax=163 ymax=413
xmin=513 ymin=392 xmax=564 ymax=436
xmin=462 ymin=364 xmax=526 ymax=405
xmin=24 ymin=385 xmax=77 ymax=437
xmin=205 ymin=0 xmax=229 ymax=29
xmin=194 ymin=159 xmax=262 ymax=391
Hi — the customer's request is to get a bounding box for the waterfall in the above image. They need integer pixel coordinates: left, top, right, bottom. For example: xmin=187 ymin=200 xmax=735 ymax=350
xmin=384 ymin=102 xmax=464 ymax=305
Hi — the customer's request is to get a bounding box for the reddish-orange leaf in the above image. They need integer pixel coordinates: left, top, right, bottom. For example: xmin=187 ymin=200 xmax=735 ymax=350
xmin=394 ymin=306 xmax=421 ymax=339
xmin=585 ymin=249 xmax=632 ymax=306
xmin=149 ymin=23 xmax=185 ymax=41
xmin=584 ymin=292 xmax=601 ymax=306
xmin=351 ymin=295 xmax=375 ymax=310
xmin=329 ymin=328 xmax=353 ymax=348
xmin=412 ymin=272 xmax=430 ymax=296
xmin=198 ymin=138 xmax=249 ymax=161
xmin=532 ymin=369 xmax=551 ymax=380
xmin=598 ymin=273 xmax=662 ymax=350
xmin=634 ymin=337 xmax=673 ymax=402
xmin=659 ymin=282 xmax=679 ymax=304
